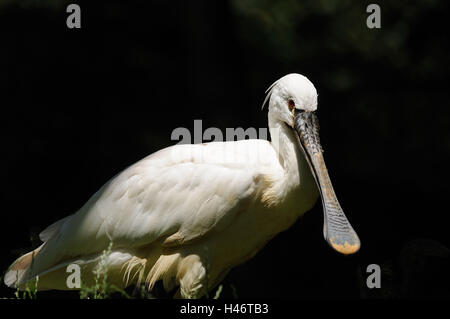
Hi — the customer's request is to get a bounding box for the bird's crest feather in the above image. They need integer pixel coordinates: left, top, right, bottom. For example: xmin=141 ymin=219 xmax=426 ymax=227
xmin=261 ymin=79 xmax=279 ymax=110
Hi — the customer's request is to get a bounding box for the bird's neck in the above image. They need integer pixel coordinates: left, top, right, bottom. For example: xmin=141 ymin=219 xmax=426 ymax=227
xmin=268 ymin=116 xmax=316 ymax=197
xmin=266 ymin=116 xmax=319 ymax=222
xmin=269 ymin=117 xmax=302 ymax=183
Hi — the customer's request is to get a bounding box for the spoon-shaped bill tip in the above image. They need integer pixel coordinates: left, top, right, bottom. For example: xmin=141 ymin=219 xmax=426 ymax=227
xmin=328 ymin=235 xmax=361 ymax=255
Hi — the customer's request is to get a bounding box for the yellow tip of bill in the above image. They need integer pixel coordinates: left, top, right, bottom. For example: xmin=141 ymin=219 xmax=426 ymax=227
xmin=329 ymin=238 xmax=361 ymax=255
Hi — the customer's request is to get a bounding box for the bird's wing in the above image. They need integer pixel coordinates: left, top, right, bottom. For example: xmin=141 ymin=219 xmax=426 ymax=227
xmin=30 ymin=139 xmax=278 ymax=276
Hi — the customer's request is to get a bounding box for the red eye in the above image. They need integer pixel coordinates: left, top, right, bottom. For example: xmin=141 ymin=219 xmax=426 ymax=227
xmin=288 ymin=99 xmax=295 ymax=111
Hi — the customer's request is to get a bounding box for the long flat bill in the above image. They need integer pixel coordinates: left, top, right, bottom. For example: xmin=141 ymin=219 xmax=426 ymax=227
xmin=310 ymin=152 xmax=360 ymax=255
xmin=294 ymin=110 xmax=360 ymax=255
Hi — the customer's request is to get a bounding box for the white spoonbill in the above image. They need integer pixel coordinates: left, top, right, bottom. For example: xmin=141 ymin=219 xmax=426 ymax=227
xmin=4 ymin=73 xmax=360 ymax=298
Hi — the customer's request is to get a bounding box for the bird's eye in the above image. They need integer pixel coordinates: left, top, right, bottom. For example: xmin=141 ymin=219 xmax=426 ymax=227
xmin=288 ymin=99 xmax=295 ymax=111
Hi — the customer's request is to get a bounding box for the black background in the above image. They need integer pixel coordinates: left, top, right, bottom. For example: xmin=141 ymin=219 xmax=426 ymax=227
xmin=0 ymin=0 xmax=449 ymax=299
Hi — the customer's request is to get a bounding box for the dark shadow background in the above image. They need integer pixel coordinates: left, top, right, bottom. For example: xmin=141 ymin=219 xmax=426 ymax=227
xmin=0 ymin=0 xmax=449 ymax=299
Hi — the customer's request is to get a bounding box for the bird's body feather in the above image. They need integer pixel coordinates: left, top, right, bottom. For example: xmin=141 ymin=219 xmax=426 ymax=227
xmin=5 ymin=138 xmax=318 ymax=297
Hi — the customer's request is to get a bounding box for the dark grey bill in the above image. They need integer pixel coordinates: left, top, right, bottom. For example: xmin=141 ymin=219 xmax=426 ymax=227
xmin=294 ymin=109 xmax=360 ymax=255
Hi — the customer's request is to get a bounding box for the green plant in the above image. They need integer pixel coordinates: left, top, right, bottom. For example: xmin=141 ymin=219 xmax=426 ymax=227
xmin=79 ymin=241 xmax=131 ymax=299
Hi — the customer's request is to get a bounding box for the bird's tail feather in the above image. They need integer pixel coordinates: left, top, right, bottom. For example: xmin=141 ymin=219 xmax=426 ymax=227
xmin=4 ymin=245 xmax=43 ymax=289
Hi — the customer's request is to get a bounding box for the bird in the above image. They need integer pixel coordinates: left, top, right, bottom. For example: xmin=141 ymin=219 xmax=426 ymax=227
xmin=4 ymin=73 xmax=360 ymax=298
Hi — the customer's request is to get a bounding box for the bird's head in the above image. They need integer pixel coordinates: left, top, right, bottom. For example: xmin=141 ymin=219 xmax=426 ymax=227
xmin=264 ymin=73 xmax=318 ymax=126
xmin=264 ymin=73 xmax=361 ymax=255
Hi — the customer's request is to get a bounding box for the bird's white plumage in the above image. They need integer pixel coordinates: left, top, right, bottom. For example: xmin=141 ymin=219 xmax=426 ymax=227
xmin=5 ymin=73 xmax=322 ymax=298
